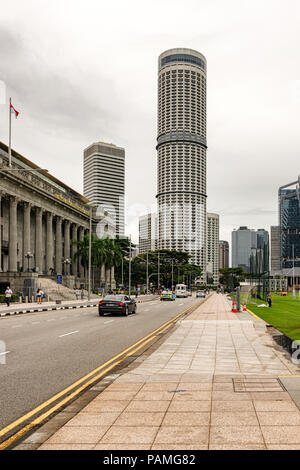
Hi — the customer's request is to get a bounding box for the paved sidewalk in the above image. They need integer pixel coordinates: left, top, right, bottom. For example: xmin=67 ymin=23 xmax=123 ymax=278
xmin=37 ymin=294 xmax=300 ymax=450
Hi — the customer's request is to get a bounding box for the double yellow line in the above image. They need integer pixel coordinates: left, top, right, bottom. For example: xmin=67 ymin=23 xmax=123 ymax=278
xmin=0 ymin=302 xmax=200 ymax=450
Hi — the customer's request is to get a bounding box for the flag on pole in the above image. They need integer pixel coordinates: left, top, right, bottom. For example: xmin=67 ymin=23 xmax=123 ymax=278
xmin=10 ymin=102 xmax=19 ymax=118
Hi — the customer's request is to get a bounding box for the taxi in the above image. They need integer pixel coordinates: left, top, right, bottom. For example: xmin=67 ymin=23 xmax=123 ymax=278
xmin=160 ymin=290 xmax=176 ymax=301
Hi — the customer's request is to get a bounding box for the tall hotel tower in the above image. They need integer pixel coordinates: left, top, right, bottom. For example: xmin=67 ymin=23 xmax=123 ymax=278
xmin=156 ymin=48 xmax=207 ymax=269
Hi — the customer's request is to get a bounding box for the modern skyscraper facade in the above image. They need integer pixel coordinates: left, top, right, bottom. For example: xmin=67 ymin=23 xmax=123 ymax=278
xmin=83 ymin=142 xmax=125 ymax=237
xmin=206 ymin=213 xmax=219 ymax=285
xmin=232 ymin=226 xmax=270 ymax=273
xmin=279 ymin=178 xmax=300 ymax=269
xmin=139 ymin=213 xmax=158 ymax=254
xmin=256 ymin=229 xmax=270 ymax=273
xmin=156 ymin=48 xmax=207 ymax=271
xmin=219 ymin=240 xmax=229 ymax=269
xmin=232 ymin=226 xmax=257 ymax=272
xmin=270 ymin=226 xmax=281 ymax=271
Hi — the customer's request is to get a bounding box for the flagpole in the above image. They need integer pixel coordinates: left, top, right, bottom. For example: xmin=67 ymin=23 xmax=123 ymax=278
xmin=8 ymin=97 xmax=12 ymax=167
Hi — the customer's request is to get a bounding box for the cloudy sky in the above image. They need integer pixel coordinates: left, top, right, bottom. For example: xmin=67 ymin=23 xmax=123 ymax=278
xmin=1 ymin=0 xmax=300 ymax=255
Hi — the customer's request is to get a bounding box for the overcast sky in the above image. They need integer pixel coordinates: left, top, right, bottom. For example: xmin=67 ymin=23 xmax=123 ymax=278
xmin=1 ymin=0 xmax=300 ymax=253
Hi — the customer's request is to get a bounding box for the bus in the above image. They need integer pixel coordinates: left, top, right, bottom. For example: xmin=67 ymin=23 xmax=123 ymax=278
xmin=175 ymin=284 xmax=188 ymax=298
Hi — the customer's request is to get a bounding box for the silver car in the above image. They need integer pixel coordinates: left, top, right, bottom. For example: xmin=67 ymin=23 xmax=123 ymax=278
xmin=196 ymin=290 xmax=206 ymax=298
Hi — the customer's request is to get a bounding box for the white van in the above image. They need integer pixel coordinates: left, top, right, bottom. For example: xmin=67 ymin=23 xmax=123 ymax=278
xmin=175 ymin=284 xmax=188 ymax=298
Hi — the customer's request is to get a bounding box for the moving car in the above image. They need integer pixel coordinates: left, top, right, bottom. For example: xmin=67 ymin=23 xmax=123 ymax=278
xmin=99 ymin=295 xmax=137 ymax=316
xmin=196 ymin=290 xmax=206 ymax=298
xmin=160 ymin=290 xmax=176 ymax=301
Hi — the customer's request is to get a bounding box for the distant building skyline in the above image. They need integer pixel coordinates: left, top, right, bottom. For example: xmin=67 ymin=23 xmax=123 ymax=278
xmin=231 ymin=226 xmax=269 ymax=273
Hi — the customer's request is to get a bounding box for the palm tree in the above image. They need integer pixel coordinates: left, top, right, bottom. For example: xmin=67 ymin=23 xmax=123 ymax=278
xmin=102 ymin=237 xmax=122 ymax=288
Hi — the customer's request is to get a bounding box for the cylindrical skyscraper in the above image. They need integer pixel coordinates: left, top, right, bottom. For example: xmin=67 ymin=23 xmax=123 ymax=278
xmin=157 ymin=48 xmax=207 ymax=269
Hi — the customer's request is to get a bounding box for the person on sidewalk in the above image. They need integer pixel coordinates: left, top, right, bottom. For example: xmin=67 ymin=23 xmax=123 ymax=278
xmin=80 ymin=288 xmax=84 ymax=300
xmin=266 ymin=292 xmax=272 ymax=307
xmin=75 ymin=288 xmax=80 ymax=300
xmin=5 ymin=286 xmax=12 ymax=307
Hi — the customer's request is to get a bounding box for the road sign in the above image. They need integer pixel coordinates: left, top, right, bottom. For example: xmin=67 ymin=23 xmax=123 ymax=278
xmin=57 ymin=275 xmax=62 ymax=285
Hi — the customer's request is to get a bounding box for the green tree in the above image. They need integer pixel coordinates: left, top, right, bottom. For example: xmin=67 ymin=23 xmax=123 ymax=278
xmin=219 ymin=267 xmax=246 ymax=292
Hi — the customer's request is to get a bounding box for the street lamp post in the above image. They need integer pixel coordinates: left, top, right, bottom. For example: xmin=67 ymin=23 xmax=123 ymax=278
xmin=158 ymin=252 xmax=160 ymax=292
xmin=171 ymin=259 xmax=174 ymax=291
xmin=63 ymin=258 xmax=71 ymax=276
xmin=146 ymin=251 xmax=149 ymax=294
xmin=88 ymin=206 xmax=92 ymax=301
xmin=128 ymin=235 xmax=132 ymax=295
xmin=25 ymin=252 xmax=33 ymax=272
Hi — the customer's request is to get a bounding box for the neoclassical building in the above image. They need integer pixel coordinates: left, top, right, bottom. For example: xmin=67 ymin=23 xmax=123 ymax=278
xmin=0 ymin=141 xmax=93 ymax=293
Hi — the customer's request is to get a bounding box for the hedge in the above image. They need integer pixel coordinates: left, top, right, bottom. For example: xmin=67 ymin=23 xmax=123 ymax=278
xmin=0 ymin=294 xmax=19 ymax=303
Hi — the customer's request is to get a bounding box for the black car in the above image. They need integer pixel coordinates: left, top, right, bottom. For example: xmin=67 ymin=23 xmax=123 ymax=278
xmin=98 ymin=295 xmax=137 ymax=316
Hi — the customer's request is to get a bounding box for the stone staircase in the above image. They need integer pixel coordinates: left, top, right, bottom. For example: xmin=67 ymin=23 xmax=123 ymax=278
xmin=36 ymin=277 xmax=99 ymax=301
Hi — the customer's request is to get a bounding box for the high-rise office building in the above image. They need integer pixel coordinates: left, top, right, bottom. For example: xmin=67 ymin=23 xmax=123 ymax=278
xmin=206 ymin=213 xmax=219 ymax=285
xmin=279 ymin=178 xmax=300 ymax=269
xmin=156 ymin=48 xmax=207 ymax=271
xmin=232 ymin=227 xmax=257 ymax=272
xmin=232 ymin=226 xmax=269 ymax=273
xmin=270 ymin=226 xmax=281 ymax=271
xmin=256 ymin=229 xmax=270 ymax=272
xmin=139 ymin=213 xmax=158 ymax=254
xmin=83 ymin=142 xmax=125 ymax=236
xmin=219 ymin=240 xmax=229 ymax=269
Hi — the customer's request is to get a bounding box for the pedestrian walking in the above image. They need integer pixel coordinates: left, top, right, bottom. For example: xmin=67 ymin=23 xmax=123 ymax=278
xmin=81 ymin=288 xmax=84 ymax=300
xmin=5 ymin=286 xmax=12 ymax=307
xmin=36 ymin=289 xmax=42 ymax=304
xmin=75 ymin=288 xmax=80 ymax=300
xmin=266 ymin=293 xmax=272 ymax=308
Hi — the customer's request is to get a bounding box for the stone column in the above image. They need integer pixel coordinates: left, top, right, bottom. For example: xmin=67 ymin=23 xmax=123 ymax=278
xmin=55 ymin=217 xmax=62 ymax=275
xmin=46 ymin=212 xmax=54 ymax=274
xmin=64 ymin=220 xmax=70 ymax=259
xmin=23 ymin=202 xmax=31 ymax=270
xmin=71 ymin=224 xmax=78 ymax=276
xmin=0 ymin=192 xmax=3 ymax=272
xmin=78 ymin=226 xmax=85 ymax=280
xmin=9 ymin=196 xmax=18 ymax=272
xmin=35 ymin=207 xmax=43 ymax=273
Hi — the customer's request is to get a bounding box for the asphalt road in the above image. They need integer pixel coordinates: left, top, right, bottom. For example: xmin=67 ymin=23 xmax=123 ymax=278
xmin=0 ymin=296 xmax=200 ymax=430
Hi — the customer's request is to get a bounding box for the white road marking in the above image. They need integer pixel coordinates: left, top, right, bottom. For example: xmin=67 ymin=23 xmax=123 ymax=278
xmin=59 ymin=330 xmax=79 ymax=338
xmin=179 ymin=303 xmax=184 ymax=306
xmin=0 ymin=351 xmax=10 ymax=356
xmin=145 ymin=309 xmax=150 ymax=312
xmin=104 ymin=320 xmax=114 ymax=325
xmin=47 ymin=319 xmax=56 ymax=322
xmin=31 ymin=322 xmax=40 ymax=325
xmin=12 ymin=325 xmax=22 ymax=328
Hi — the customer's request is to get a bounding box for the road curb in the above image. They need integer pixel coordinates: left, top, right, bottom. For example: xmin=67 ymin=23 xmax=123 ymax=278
xmin=0 ymin=302 xmax=99 ymax=317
